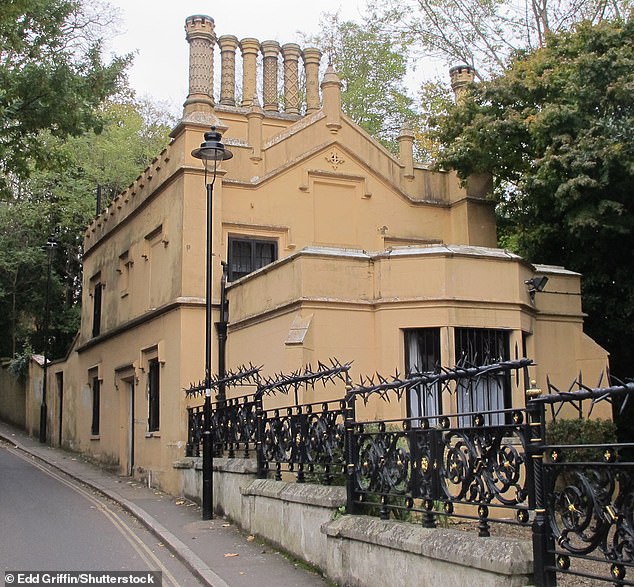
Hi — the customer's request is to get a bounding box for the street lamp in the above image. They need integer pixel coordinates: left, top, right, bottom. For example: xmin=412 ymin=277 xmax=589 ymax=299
xmin=39 ymin=235 xmax=58 ymax=444
xmin=191 ymin=126 xmax=233 ymax=520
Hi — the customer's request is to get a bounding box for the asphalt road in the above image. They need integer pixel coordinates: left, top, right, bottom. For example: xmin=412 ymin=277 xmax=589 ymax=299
xmin=0 ymin=442 xmax=202 ymax=586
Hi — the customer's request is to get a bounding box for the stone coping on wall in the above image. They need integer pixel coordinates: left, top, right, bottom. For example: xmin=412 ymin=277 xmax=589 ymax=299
xmin=241 ymin=478 xmax=346 ymax=509
xmin=322 ymin=515 xmax=533 ymax=577
xmin=213 ymin=457 xmax=258 ymax=474
xmin=172 ymin=456 xmax=258 ymax=475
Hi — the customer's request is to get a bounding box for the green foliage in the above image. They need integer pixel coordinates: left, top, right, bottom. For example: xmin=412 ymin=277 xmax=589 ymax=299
xmin=546 ymin=418 xmax=617 ymax=462
xmin=0 ymin=96 xmax=173 ymax=360
xmin=431 ymin=18 xmax=634 ymax=383
xmin=0 ymin=0 xmax=132 ymax=194
xmin=432 ymin=499 xmax=450 ymax=528
xmin=367 ymin=0 xmax=632 ymax=78
xmin=8 ymin=343 xmax=33 ymax=383
xmin=415 ymin=80 xmax=454 ymax=161
xmin=0 ymin=1 xmax=174 ymax=362
xmin=307 ymin=13 xmax=419 ymax=152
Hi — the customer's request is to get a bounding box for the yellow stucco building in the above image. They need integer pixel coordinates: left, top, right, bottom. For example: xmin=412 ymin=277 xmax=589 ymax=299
xmin=39 ymin=15 xmax=608 ymax=495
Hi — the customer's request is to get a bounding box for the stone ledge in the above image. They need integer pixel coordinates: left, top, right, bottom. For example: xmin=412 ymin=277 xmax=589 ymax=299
xmin=322 ymin=516 xmax=533 ymax=576
xmin=173 ymin=456 xmax=258 ymax=474
xmin=172 ymin=458 xmax=195 ymax=469
xmin=213 ymin=457 xmax=258 ymax=475
xmin=242 ymin=478 xmax=346 ymax=508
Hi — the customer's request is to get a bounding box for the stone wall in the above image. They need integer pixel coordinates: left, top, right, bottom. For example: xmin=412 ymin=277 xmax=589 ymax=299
xmin=173 ymin=457 xmax=534 ymax=586
xmin=323 ymin=516 xmax=533 ymax=587
xmin=0 ymin=358 xmax=26 ymax=428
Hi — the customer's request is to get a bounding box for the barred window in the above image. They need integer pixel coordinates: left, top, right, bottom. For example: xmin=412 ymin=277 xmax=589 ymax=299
xmin=454 ymin=328 xmax=511 ymax=425
xmin=405 ymin=328 xmax=441 ymax=424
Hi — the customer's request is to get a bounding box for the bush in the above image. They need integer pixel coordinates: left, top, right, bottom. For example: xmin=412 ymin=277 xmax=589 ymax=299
xmin=546 ymin=418 xmax=617 ymax=463
xmin=8 ymin=345 xmax=33 ymax=383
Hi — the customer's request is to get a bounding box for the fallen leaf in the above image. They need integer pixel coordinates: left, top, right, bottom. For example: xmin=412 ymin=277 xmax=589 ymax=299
xmin=175 ymin=500 xmax=185 ymax=505
xmin=224 ymin=553 xmax=239 ymax=558
xmin=246 ymin=535 xmax=255 ymax=542
xmin=222 ymin=523 xmax=231 ymax=527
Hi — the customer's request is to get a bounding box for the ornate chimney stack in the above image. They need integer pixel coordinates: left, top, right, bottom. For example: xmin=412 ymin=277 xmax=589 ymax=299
xmin=261 ymin=40 xmax=281 ymax=112
xmin=449 ymin=65 xmax=476 ymax=101
xmin=183 ymin=15 xmax=216 ymax=118
xmin=303 ymin=47 xmax=322 ymax=113
xmin=240 ymin=38 xmax=260 ymax=108
xmin=218 ymin=35 xmax=239 ymax=106
xmin=449 ymin=65 xmax=492 ymax=198
xmin=282 ymin=43 xmax=301 ymax=115
xmin=182 ymin=16 xmax=327 ymax=118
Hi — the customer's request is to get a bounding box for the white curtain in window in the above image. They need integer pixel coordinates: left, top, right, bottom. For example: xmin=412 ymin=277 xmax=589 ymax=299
xmin=407 ymin=334 xmax=441 ymax=424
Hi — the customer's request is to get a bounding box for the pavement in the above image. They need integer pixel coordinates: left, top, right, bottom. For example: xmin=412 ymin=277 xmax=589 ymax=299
xmin=0 ymin=421 xmax=331 ymax=587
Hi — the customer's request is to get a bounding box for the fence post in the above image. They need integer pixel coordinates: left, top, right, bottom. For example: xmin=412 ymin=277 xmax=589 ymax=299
xmin=255 ymin=393 xmax=266 ymax=479
xmin=344 ymin=384 xmax=358 ymax=514
xmin=296 ymin=406 xmax=306 ymax=483
xmin=424 ymin=426 xmax=441 ymax=528
xmin=526 ymin=384 xmax=556 ymax=587
xmin=186 ymin=407 xmax=194 ymax=457
xmin=202 ymin=389 xmax=214 ymax=520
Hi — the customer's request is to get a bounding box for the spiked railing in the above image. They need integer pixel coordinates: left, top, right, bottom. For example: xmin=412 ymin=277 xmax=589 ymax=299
xmin=256 ymin=359 xmax=352 ymax=400
xmin=346 ymin=358 xmax=533 ymax=403
xmin=185 ymin=363 xmax=261 ymax=398
xmin=529 ymin=373 xmax=634 ymax=586
xmin=184 ymin=359 xmax=634 ymax=586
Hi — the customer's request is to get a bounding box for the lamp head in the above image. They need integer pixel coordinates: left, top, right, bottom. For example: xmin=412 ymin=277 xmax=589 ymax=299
xmin=191 ymin=126 xmax=233 ymax=162
xmin=525 ymin=275 xmax=549 ymax=303
xmin=525 ymin=275 xmax=549 ymax=293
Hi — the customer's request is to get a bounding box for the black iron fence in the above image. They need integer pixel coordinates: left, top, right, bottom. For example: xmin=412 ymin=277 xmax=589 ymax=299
xmin=185 ymin=358 xmax=634 ymax=586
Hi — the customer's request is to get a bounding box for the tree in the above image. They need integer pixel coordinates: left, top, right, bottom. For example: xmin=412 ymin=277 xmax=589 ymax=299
xmin=0 ymin=1 xmax=174 ymax=361
xmin=0 ymin=0 xmax=131 ymax=194
xmin=431 ymin=17 xmax=634 ymax=380
xmin=366 ymin=0 xmax=632 ymax=77
xmin=307 ymin=13 xmax=419 ymax=152
xmin=415 ymin=79 xmax=455 ymax=161
xmin=0 ymin=97 xmax=173 ymax=360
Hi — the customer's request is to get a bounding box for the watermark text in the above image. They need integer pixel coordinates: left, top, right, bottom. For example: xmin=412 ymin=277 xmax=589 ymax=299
xmin=4 ymin=572 xmax=162 ymax=586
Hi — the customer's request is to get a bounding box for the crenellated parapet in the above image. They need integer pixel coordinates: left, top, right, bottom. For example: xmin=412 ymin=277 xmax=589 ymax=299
xmin=83 ymin=141 xmax=177 ymax=255
xmin=182 ymin=15 xmax=322 ymax=118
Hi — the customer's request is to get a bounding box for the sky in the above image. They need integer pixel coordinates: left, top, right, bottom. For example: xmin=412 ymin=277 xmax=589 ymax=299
xmin=103 ymin=0 xmax=368 ymax=113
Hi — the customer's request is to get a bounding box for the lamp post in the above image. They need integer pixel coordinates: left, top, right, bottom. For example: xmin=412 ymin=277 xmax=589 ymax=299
xmin=216 ymin=261 xmax=229 ymax=403
xmin=191 ymin=126 xmax=233 ymax=520
xmin=39 ymin=235 xmax=58 ymax=444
